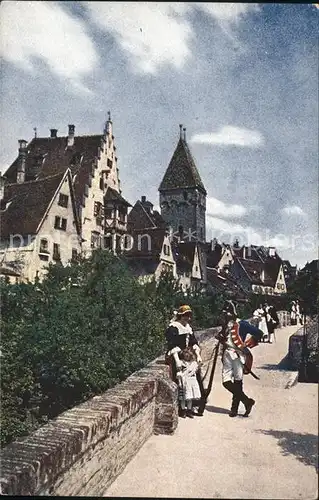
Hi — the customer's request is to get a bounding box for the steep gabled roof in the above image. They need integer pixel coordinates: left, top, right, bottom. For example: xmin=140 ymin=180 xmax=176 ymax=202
xmin=0 ymin=173 xmax=65 ymax=239
xmin=3 ymin=134 xmax=104 ymax=207
xmin=104 ymin=186 xmax=131 ymax=206
xmin=127 ymin=200 xmax=167 ymax=231
xmin=159 ymin=137 xmax=206 ymax=194
xmin=264 ymin=255 xmax=282 ymax=286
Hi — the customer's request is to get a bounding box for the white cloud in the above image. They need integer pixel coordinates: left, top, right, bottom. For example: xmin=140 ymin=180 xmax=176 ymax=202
xmin=195 ymin=3 xmax=260 ymax=44
xmin=282 ymin=205 xmax=307 ymax=216
xmin=0 ymin=1 xmax=98 ymax=94
xmin=195 ymin=3 xmax=260 ymax=22
xmin=191 ymin=126 xmax=264 ymax=148
xmin=207 ymin=197 xmax=247 ymax=218
xmin=85 ymin=2 xmax=193 ymax=74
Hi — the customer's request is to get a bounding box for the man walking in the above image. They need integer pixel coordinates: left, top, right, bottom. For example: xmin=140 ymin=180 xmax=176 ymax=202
xmin=218 ymin=301 xmax=263 ymax=417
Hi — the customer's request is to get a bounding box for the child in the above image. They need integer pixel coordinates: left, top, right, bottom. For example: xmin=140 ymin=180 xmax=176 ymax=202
xmin=178 ymin=348 xmax=201 ymax=418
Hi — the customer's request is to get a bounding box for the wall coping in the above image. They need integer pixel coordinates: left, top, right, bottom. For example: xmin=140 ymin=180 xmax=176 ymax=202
xmin=0 ymin=312 xmax=288 ymax=495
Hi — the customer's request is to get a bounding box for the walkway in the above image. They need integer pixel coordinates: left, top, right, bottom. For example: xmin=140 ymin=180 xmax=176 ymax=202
xmin=104 ymin=325 xmax=318 ymax=499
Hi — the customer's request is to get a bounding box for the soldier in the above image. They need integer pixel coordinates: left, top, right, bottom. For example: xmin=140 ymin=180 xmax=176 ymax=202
xmin=218 ymin=301 xmax=263 ymax=418
xmin=165 ymin=304 xmax=204 ymax=416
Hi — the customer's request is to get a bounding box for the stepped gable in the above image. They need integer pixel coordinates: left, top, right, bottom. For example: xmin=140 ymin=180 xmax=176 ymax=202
xmin=3 ymin=134 xmax=104 ymax=207
xmin=1 ymin=173 xmax=65 ymax=238
xmin=159 ymin=137 xmax=206 ymax=194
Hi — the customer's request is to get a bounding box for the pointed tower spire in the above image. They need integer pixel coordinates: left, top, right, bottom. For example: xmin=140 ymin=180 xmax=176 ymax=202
xmin=183 ymin=127 xmax=186 ymax=141
xmin=179 ymin=124 xmax=183 ymax=139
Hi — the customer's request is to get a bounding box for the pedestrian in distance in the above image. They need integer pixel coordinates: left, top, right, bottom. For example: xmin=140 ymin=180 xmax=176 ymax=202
xmin=253 ymin=304 xmax=269 ymax=342
xmin=217 ymin=300 xmax=263 ymax=418
xmin=178 ymin=347 xmax=202 ymax=418
xmin=266 ymin=303 xmax=279 ymax=343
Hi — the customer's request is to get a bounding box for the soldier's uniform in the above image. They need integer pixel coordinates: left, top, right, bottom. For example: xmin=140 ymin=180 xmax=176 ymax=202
xmin=220 ymin=301 xmax=263 ymax=417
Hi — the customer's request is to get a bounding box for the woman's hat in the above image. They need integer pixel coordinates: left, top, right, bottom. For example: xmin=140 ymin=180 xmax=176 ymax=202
xmin=177 ymin=304 xmax=192 ymax=316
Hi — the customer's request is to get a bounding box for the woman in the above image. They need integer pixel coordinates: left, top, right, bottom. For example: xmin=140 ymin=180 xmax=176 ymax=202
xmin=165 ymin=305 xmax=203 ymax=416
xmin=253 ymin=304 xmax=269 ymax=342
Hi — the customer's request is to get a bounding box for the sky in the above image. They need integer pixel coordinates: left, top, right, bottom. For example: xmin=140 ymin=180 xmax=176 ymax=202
xmin=0 ymin=2 xmax=318 ymax=268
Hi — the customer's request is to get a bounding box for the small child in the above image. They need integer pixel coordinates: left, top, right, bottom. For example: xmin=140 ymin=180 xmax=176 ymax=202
xmin=178 ymin=347 xmax=201 ymax=418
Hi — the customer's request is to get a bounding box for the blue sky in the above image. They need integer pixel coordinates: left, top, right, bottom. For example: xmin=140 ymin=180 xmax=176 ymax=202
xmin=0 ymin=2 xmax=318 ymax=267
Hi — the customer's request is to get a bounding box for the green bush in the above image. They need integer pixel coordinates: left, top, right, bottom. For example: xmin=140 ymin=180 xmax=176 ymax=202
xmin=1 ymin=250 xmax=227 ymax=447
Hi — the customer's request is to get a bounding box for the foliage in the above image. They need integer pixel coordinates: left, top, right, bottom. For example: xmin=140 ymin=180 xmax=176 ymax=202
xmin=0 ymin=251 xmax=226 ymax=447
xmin=286 ymin=260 xmax=318 ymax=316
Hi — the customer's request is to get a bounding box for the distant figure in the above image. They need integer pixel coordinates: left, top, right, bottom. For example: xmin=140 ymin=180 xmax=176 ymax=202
xmin=253 ymin=305 xmax=269 ymax=342
xmin=290 ymin=301 xmax=297 ymax=325
xmin=178 ymin=348 xmax=201 ymax=418
xmin=266 ymin=304 xmax=279 ymax=343
xmin=296 ymin=300 xmax=303 ymax=325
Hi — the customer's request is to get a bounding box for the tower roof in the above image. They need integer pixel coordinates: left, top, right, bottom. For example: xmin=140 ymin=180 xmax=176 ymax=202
xmin=159 ymin=134 xmax=206 ymax=194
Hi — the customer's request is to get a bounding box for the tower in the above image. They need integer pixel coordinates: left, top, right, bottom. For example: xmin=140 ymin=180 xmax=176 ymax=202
xmin=158 ymin=125 xmax=207 ymax=242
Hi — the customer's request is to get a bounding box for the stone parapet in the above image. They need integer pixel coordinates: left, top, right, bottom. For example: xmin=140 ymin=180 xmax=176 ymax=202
xmin=0 ymin=316 xmax=288 ymax=496
xmin=0 ymin=362 xmax=175 ymax=496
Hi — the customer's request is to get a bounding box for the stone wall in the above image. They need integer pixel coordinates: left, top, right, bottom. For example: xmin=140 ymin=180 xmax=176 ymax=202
xmin=0 ymin=361 xmax=178 ymax=496
xmin=0 ymin=316 xmax=287 ymax=496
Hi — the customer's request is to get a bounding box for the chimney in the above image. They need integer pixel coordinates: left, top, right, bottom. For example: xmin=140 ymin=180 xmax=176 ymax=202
xmin=67 ymin=124 xmax=75 ymax=147
xmin=211 ymin=237 xmax=218 ymax=251
xmin=269 ymin=247 xmax=276 ymax=257
xmin=233 ymin=238 xmax=239 ymax=248
xmin=140 ymin=195 xmax=153 ymax=214
xmin=50 ymin=129 xmax=58 ymax=138
xmin=17 ymin=139 xmax=27 ymax=184
xmin=242 ymin=245 xmax=246 ymax=259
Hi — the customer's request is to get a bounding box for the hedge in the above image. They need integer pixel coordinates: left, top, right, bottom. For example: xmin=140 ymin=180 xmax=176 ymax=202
xmin=0 ymin=250 xmax=226 ymax=447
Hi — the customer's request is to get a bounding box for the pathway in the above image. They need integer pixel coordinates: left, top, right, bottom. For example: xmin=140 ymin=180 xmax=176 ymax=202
xmin=104 ymin=325 xmax=318 ymax=499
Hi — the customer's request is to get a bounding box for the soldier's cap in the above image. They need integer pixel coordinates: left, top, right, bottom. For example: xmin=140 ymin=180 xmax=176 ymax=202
xmin=177 ymin=304 xmax=192 ymax=316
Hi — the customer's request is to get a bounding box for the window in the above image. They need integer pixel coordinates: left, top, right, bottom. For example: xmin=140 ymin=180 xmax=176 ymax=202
xmin=53 ymin=243 xmax=61 ymax=261
xmin=58 ymin=193 xmax=69 ymax=208
xmin=105 ymin=208 xmax=113 ymax=219
xmin=39 ymin=238 xmax=49 ymax=253
xmin=107 ymin=158 xmax=113 ymax=169
xmin=94 ymin=202 xmax=103 ymax=217
xmin=99 ymin=178 xmax=104 ymax=190
xmin=163 ymin=244 xmax=170 ymax=256
xmin=183 ymin=191 xmax=188 ymax=200
xmin=54 ymin=216 xmax=67 ymax=231
xmin=118 ymin=209 xmax=126 ymax=223
xmin=84 ymin=185 xmax=89 ymax=197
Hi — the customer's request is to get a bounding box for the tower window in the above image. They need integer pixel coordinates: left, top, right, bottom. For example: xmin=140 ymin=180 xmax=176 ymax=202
xmin=178 ymin=225 xmax=183 ymax=235
xmin=183 ymin=191 xmax=188 ymax=200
